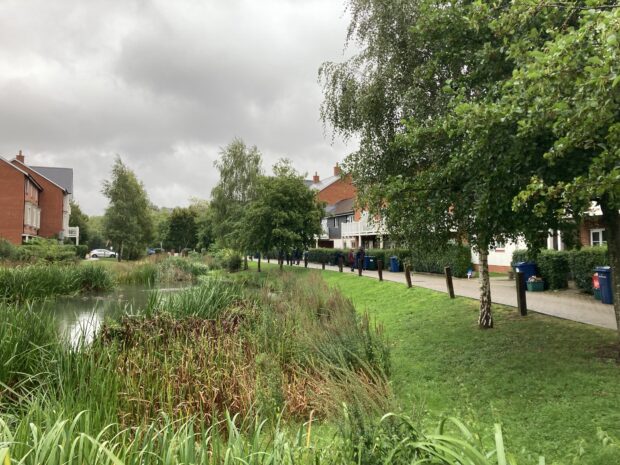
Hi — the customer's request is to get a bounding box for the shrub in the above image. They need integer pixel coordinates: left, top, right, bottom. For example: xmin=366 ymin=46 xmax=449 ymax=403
xmin=75 ymin=244 xmax=89 ymax=258
xmin=214 ymin=249 xmax=243 ymax=272
xmin=537 ymin=250 xmax=571 ymax=290
xmin=305 ymin=245 xmax=471 ymax=277
xmin=15 ymin=238 xmax=77 ymax=263
xmin=568 ymin=247 xmax=609 ymax=293
xmin=511 ymin=249 xmax=533 ymax=265
xmin=0 ymin=238 xmax=16 ymax=260
xmin=409 ymin=244 xmax=472 ymax=278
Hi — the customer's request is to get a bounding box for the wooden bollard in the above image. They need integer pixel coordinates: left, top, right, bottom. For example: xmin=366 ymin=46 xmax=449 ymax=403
xmin=244 ymin=255 xmax=248 ymax=270
xmin=338 ymin=256 xmax=344 ymax=272
xmin=377 ymin=259 xmax=383 ymax=281
xmin=267 ymin=256 xmax=270 ymax=263
xmin=304 ymin=256 xmax=308 ymax=268
xmin=444 ymin=266 xmax=455 ymax=298
xmin=258 ymin=255 xmax=261 ymax=272
xmin=405 ymin=265 xmax=412 ymax=288
xmin=357 ymin=258 xmax=363 ymax=276
xmin=516 ymin=271 xmax=527 ymax=316
xmin=322 ymin=260 xmax=326 ymax=270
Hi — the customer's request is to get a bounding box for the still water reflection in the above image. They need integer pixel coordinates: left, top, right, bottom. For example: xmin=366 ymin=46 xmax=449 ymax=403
xmin=40 ymin=283 xmax=192 ymax=345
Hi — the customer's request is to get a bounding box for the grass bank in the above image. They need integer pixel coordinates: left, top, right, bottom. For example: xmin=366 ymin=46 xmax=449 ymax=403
xmin=281 ymin=266 xmax=620 ymax=464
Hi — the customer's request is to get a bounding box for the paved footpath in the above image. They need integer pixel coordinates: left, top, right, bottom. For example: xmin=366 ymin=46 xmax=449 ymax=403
xmin=301 ymin=262 xmax=617 ymax=330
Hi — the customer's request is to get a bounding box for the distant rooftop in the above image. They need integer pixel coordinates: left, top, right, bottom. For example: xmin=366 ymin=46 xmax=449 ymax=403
xmin=325 ymin=197 xmax=355 ymax=217
xmin=31 ymin=166 xmax=73 ymax=194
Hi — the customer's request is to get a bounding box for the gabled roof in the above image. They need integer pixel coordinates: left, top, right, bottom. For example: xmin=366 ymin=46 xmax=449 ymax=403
xmin=325 ymin=198 xmax=355 ymax=217
xmin=31 ymin=166 xmax=73 ymax=194
xmin=11 ymin=159 xmax=69 ymax=194
xmin=308 ymin=175 xmax=340 ymax=192
xmin=0 ymin=156 xmax=43 ymax=191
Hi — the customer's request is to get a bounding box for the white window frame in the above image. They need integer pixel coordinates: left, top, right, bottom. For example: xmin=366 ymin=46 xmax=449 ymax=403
xmin=590 ymin=228 xmax=606 ymax=246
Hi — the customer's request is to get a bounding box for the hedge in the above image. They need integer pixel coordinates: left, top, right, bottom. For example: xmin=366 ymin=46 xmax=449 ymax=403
xmin=306 ymin=244 xmax=472 ymax=278
xmin=537 ymin=250 xmax=570 ymax=290
xmin=568 ymin=247 xmax=609 ymax=293
xmin=513 ymin=247 xmax=609 ymax=293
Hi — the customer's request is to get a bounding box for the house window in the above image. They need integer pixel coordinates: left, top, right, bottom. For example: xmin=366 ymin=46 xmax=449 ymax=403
xmin=347 ymin=215 xmax=353 ymax=223
xmin=591 ymin=229 xmax=607 ymax=246
xmin=333 ymin=218 xmax=339 ymax=229
xmin=493 ymin=241 xmax=506 ymax=252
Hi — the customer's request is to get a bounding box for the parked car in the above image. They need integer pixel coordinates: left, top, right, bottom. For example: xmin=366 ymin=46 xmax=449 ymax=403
xmin=90 ymin=249 xmax=117 ymax=259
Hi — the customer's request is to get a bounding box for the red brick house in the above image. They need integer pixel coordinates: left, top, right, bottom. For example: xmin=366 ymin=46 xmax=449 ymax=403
xmin=0 ymin=151 xmax=73 ymax=245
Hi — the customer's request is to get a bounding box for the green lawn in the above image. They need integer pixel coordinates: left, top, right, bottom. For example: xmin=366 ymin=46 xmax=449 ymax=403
xmin=254 ymin=264 xmax=620 ymax=464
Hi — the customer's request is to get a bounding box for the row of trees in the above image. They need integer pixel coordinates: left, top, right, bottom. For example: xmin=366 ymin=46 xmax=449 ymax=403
xmin=92 ymin=139 xmax=323 ymax=262
xmin=320 ymin=1 xmax=619 ymax=329
xmin=209 ymin=139 xmax=324 ymax=259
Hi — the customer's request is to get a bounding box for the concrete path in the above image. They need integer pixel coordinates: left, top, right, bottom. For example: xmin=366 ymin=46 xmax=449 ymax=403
xmin=302 ymin=262 xmax=617 ymax=330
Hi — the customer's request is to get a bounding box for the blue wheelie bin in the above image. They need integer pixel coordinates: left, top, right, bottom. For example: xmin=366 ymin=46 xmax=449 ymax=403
xmin=514 ymin=262 xmax=537 ymax=282
xmin=364 ymin=256 xmax=377 ymax=270
xmin=596 ymin=266 xmax=614 ymax=305
xmin=390 ymin=256 xmax=399 ymax=273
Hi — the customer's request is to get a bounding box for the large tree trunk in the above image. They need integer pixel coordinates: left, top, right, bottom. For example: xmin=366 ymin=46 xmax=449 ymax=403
xmin=601 ymin=201 xmax=620 ymax=335
xmin=478 ymin=247 xmax=493 ymax=329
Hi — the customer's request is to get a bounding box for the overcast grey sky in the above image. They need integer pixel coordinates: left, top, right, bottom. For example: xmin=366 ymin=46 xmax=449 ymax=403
xmin=0 ymin=0 xmax=354 ymax=215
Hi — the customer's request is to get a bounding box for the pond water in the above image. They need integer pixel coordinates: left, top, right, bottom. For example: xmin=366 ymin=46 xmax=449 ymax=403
xmin=39 ymin=283 xmax=193 ymax=346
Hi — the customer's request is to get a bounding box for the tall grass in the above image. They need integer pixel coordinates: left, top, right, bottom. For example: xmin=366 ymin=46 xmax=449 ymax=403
xmin=115 ymin=257 xmax=210 ymax=286
xmin=0 ymin=303 xmax=58 ymax=389
xmin=0 ymin=407 xmax=546 ymax=465
xmin=0 ymin=264 xmax=114 ymax=302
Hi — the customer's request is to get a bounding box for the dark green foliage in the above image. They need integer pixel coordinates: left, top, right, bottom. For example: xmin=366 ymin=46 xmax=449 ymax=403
xmin=511 ymin=249 xmax=536 ymax=265
xmin=243 ymin=161 xmax=323 ymax=256
xmin=0 ymin=264 xmax=115 ymax=302
xmin=568 ymin=247 xmax=610 ymax=294
xmin=408 ymin=245 xmax=472 ymax=278
xmin=306 ymin=245 xmax=471 ymax=277
xmin=165 ymin=207 xmax=198 ymax=251
xmin=213 ymin=248 xmax=243 ymax=272
xmin=210 ymin=139 xmax=263 ymax=249
xmin=69 ymin=200 xmax=90 ymax=246
xmin=0 ymin=238 xmax=17 ymax=260
xmin=537 ymin=250 xmax=570 ymax=290
xmin=514 ymin=247 xmax=609 ymax=293
xmin=75 ymin=244 xmax=89 ymax=258
xmin=102 ymin=157 xmax=154 ymax=261
xmin=16 ymin=238 xmax=77 ymax=263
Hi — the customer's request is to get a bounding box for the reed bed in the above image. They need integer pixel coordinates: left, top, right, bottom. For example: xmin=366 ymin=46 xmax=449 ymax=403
xmin=0 ymin=264 xmax=114 ymax=302
xmin=0 ymin=268 xmax=551 ymax=464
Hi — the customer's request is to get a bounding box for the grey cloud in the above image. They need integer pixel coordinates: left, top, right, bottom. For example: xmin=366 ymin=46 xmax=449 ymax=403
xmin=0 ymin=0 xmax=353 ymax=215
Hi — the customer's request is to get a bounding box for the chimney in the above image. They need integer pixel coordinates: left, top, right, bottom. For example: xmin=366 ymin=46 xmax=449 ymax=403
xmin=16 ymin=150 xmax=25 ymax=164
xmin=334 ymin=162 xmax=342 ymax=176
xmin=313 ymin=171 xmax=320 ymax=183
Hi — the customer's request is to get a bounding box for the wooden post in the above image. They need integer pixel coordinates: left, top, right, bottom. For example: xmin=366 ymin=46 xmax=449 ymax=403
xmin=516 ymin=271 xmax=527 ymax=316
xmin=377 ymin=259 xmax=383 ymax=281
xmin=258 ymin=254 xmax=261 ymax=272
xmin=444 ymin=266 xmax=455 ymax=298
xmin=322 ymin=260 xmax=326 ymax=270
xmin=304 ymin=256 xmax=308 ymax=268
xmin=244 ymin=255 xmax=248 ymax=270
xmin=405 ymin=265 xmax=412 ymax=288
xmin=357 ymin=258 xmax=363 ymax=276
xmin=338 ymin=256 xmax=344 ymax=272
xmin=267 ymin=256 xmax=270 ymax=264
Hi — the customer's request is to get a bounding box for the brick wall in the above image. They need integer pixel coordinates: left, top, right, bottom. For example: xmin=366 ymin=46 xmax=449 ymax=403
xmin=579 ymin=217 xmax=606 ymax=247
xmin=0 ymin=161 xmax=25 ymax=244
xmin=316 ymin=175 xmax=356 ymax=205
xmin=12 ymin=160 xmax=65 ymax=239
